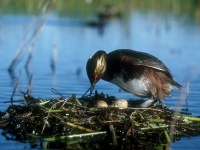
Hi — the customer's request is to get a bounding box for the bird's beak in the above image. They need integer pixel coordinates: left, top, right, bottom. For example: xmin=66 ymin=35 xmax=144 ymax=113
xmin=90 ymin=79 xmax=97 ymax=96
xmin=82 ymin=79 xmax=98 ymax=98
xmin=82 ymin=79 xmax=97 ymax=97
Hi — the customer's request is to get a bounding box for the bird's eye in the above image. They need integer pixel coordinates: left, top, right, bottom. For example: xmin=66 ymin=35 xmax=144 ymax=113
xmin=94 ymin=74 xmax=98 ymax=79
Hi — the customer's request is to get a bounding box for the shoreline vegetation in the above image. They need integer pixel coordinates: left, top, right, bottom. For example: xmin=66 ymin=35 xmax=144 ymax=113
xmin=0 ymin=0 xmax=200 ymax=24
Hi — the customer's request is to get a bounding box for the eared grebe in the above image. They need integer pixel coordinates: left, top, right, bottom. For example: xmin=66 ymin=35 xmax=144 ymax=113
xmin=86 ymin=49 xmax=181 ymax=107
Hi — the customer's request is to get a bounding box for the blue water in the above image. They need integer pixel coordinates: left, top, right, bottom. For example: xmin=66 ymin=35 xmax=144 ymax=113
xmin=0 ymin=11 xmax=200 ymax=149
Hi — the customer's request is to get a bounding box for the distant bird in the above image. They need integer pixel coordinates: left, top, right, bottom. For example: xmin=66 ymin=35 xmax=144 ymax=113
xmin=85 ymin=49 xmax=181 ymax=107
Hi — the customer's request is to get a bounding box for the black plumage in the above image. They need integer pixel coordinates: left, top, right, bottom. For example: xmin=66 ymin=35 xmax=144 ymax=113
xmin=86 ymin=49 xmax=181 ymax=107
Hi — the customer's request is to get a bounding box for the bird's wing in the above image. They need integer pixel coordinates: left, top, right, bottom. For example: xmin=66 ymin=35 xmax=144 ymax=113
xmin=109 ymin=49 xmax=173 ymax=78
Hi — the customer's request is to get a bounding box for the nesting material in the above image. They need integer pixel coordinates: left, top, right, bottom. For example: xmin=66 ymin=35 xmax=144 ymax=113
xmin=111 ymin=99 xmax=128 ymax=108
xmin=96 ymin=100 xmax=108 ymax=107
xmin=1 ymin=91 xmax=200 ymax=150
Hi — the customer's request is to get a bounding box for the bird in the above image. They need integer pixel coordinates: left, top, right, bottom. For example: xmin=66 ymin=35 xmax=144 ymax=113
xmin=85 ymin=49 xmax=181 ymax=107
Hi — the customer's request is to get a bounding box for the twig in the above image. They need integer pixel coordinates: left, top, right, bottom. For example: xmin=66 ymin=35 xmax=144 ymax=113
xmin=8 ymin=16 xmax=36 ymax=73
xmin=65 ymin=121 xmax=95 ymax=132
xmin=26 ymin=73 xmax=33 ymax=95
xmin=10 ymin=71 xmax=22 ymax=104
xmin=41 ymin=100 xmax=65 ymax=134
xmin=23 ymin=73 xmax=33 ymax=106
xmin=109 ymin=124 xmax=118 ymax=146
xmin=166 ymin=85 xmax=188 ymax=150
xmin=49 ymin=112 xmax=95 ymax=132
xmin=51 ymin=88 xmax=65 ymax=100
xmin=42 ymin=131 xmax=106 ymax=143
xmin=25 ymin=0 xmax=55 ymax=73
xmin=8 ymin=0 xmax=55 ymax=73
xmin=50 ymin=37 xmax=57 ymax=72
xmin=186 ymin=81 xmax=189 ymax=111
xmin=164 ymin=130 xmax=170 ymax=143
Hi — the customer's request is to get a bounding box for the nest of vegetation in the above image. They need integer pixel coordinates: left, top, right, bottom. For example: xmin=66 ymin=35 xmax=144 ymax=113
xmin=0 ymin=90 xmax=200 ymax=150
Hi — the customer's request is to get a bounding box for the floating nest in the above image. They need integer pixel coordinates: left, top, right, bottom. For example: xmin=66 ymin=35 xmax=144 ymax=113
xmin=0 ymin=90 xmax=200 ymax=150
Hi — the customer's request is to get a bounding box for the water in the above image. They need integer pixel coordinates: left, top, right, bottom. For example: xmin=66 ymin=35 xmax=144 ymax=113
xmin=0 ymin=11 xmax=200 ymax=149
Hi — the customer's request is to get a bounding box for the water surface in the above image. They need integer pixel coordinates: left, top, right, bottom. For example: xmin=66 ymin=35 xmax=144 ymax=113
xmin=0 ymin=11 xmax=200 ymax=149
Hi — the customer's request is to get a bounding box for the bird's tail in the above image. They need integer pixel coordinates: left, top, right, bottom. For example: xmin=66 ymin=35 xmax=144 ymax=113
xmin=172 ymin=80 xmax=182 ymax=90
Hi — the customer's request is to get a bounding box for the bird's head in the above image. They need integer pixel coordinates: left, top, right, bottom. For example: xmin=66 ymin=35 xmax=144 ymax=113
xmin=86 ymin=50 xmax=107 ymax=95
